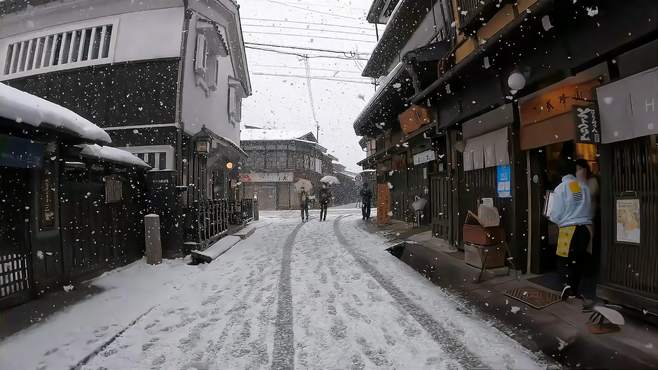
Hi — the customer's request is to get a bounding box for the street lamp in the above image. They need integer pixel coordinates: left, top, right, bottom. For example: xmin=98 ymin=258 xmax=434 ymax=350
xmin=194 ymin=126 xmax=213 ymax=154
xmin=226 ymin=161 xmax=234 ymax=170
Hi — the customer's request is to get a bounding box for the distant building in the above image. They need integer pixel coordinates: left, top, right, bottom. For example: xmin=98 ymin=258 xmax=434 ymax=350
xmin=240 ymin=129 xmax=336 ymax=210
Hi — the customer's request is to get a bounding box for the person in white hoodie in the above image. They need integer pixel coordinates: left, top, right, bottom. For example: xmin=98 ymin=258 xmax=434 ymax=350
xmin=548 ymin=160 xmax=593 ymax=301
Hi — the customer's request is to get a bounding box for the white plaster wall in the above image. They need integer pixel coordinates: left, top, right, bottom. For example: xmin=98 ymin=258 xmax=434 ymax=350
xmin=181 ymin=10 xmax=240 ymax=144
xmin=113 ymin=7 xmax=185 ymax=63
xmin=0 ymin=0 xmax=184 ymax=77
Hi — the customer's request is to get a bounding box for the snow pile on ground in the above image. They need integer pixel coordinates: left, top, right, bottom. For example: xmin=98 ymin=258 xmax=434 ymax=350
xmin=78 ymin=144 xmax=150 ymax=168
xmin=0 ymin=258 xmax=196 ymax=370
xmin=0 ymin=210 xmax=547 ymax=370
xmin=0 ymin=83 xmax=111 ymax=144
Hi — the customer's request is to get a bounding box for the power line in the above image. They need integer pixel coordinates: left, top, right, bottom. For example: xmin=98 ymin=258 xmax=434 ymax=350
xmin=244 ymin=30 xmax=375 ymax=44
xmin=241 ymin=17 xmax=373 ymax=31
xmin=266 ymin=0 xmax=360 ymax=20
xmin=247 ymin=0 xmax=368 ymax=12
xmin=251 ymin=72 xmax=373 ymax=85
xmin=245 ymin=45 xmax=370 ymax=61
xmin=242 ymin=23 xmax=376 ymax=37
xmin=251 ymin=64 xmax=363 ymax=74
xmin=245 ymin=42 xmax=371 ymax=56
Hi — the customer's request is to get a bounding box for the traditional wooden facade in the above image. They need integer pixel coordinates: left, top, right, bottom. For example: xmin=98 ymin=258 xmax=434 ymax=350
xmin=0 ymin=85 xmax=149 ymax=309
xmin=356 ymin=0 xmax=658 ymax=315
xmin=0 ymin=0 xmax=252 ymax=257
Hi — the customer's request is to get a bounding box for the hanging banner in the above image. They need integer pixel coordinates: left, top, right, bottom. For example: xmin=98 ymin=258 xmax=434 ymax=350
xmin=573 ymin=105 xmax=601 ymax=144
xmin=496 ymin=165 xmax=511 ymax=198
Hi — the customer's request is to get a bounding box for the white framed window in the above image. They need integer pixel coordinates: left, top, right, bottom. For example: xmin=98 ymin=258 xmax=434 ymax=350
xmin=121 ymin=145 xmax=175 ymax=171
xmin=3 ymin=21 xmax=116 ymax=79
xmin=195 ymin=34 xmax=207 ymax=73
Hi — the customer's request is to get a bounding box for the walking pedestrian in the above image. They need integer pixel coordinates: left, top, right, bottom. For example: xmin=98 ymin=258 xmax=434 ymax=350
xmin=548 ymin=160 xmax=593 ymax=301
xmin=319 ymin=183 xmax=331 ymax=221
xmin=576 ymin=158 xmax=600 ymax=299
xmin=299 ymin=187 xmax=309 ymax=222
xmin=360 ymin=182 xmax=373 ymax=220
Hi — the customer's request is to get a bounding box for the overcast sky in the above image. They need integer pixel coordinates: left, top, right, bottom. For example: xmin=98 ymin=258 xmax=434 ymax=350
xmin=238 ymin=0 xmax=378 ymax=172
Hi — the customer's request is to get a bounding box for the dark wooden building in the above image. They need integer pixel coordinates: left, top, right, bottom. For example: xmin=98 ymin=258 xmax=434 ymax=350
xmin=0 ymin=83 xmax=149 ymax=309
xmin=355 ymin=0 xmax=658 ymax=315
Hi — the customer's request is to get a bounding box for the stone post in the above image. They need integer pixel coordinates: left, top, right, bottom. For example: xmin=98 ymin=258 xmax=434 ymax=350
xmin=144 ymin=214 xmax=162 ymax=265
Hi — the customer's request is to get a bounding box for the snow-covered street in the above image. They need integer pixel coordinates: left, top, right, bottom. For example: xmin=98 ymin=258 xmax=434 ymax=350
xmin=0 ymin=209 xmax=546 ymax=370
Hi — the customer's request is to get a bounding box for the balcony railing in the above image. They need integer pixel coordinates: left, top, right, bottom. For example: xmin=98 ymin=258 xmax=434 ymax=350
xmin=457 ymin=0 xmax=508 ymax=34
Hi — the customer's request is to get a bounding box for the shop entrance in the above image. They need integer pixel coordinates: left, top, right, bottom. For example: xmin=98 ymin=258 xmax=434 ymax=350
xmin=528 ymin=141 xmax=599 ymax=284
xmin=0 ymin=167 xmax=33 ymax=307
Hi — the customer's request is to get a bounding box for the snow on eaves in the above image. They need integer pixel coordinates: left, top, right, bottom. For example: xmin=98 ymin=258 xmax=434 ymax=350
xmin=0 ymin=83 xmax=111 ymax=144
xmin=78 ymin=144 xmax=150 ymax=168
xmin=240 ymin=128 xmax=312 ymax=142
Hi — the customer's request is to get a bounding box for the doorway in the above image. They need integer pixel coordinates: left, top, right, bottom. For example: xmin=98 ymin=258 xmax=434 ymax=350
xmin=527 ymin=141 xmax=599 ymax=288
xmin=0 ymin=168 xmax=33 ymax=307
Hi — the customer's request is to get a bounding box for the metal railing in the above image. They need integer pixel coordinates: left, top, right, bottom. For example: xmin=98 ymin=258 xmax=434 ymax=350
xmin=241 ymin=198 xmax=254 ymax=223
xmin=185 ymin=198 xmax=229 ymax=251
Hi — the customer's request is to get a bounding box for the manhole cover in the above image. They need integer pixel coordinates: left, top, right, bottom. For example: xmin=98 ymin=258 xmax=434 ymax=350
xmin=504 ymin=286 xmax=561 ymax=309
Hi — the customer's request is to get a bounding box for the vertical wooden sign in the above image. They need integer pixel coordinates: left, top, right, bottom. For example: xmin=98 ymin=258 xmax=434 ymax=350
xmin=377 ymin=183 xmax=390 ymax=225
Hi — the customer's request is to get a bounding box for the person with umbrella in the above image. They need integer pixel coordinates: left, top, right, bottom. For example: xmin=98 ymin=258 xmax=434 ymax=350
xmin=318 ymin=183 xmax=332 ymax=221
xmin=360 ymin=182 xmax=373 ymax=220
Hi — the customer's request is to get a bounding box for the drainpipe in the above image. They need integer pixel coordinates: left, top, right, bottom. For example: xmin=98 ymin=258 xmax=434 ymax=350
xmin=176 ymin=0 xmax=192 ymax=186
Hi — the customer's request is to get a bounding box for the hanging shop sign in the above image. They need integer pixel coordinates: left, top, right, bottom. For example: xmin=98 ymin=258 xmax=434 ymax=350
xmin=0 ymin=135 xmax=44 ymax=169
xmin=39 ymin=173 xmax=56 ymax=229
xmin=105 ymin=176 xmax=123 ymax=203
xmin=520 ymin=79 xmax=600 ymax=126
xmin=496 ymin=165 xmax=512 ymax=198
xmin=239 ymin=172 xmax=294 ymax=183
xmin=573 ymin=105 xmax=601 ymax=144
xmin=616 ymin=196 xmax=641 ymax=245
xmin=413 ymin=150 xmax=436 ymax=166
xmin=399 ymin=105 xmax=432 ymax=135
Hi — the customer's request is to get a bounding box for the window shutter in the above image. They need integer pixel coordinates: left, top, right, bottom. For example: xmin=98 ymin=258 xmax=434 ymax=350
xmin=195 ymin=34 xmax=206 ymax=72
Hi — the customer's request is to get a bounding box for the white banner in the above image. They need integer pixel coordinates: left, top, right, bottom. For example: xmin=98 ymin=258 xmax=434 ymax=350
xmin=413 ymin=150 xmax=436 ymax=166
xmin=239 ymin=172 xmax=294 ymax=183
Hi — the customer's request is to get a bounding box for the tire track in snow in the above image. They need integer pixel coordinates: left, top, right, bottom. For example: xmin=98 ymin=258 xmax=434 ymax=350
xmin=272 ymin=221 xmax=304 ymax=370
xmin=333 ymin=216 xmax=489 ymax=370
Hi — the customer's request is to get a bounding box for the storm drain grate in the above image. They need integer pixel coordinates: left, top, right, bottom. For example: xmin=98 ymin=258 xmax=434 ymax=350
xmin=504 ymin=286 xmax=561 ymax=310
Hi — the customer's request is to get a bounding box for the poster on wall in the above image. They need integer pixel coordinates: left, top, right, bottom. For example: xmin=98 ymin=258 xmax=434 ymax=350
xmin=616 ymin=197 xmax=641 ymax=244
xmin=496 ymin=165 xmax=511 ymax=198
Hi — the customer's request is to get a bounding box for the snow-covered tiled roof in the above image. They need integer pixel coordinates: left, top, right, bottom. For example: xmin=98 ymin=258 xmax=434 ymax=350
xmin=0 ymin=83 xmax=111 ymax=144
xmin=78 ymin=144 xmax=150 ymax=168
xmin=240 ymin=128 xmax=314 ymax=142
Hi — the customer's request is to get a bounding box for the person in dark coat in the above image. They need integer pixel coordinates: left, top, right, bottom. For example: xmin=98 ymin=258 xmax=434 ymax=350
xmin=318 ymin=183 xmax=331 ymax=221
xmin=299 ymin=187 xmax=309 ymax=222
xmin=360 ymin=182 xmax=373 ymax=220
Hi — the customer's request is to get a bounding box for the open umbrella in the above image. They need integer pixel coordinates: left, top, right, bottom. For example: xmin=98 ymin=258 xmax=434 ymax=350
xmin=294 ymin=178 xmax=313 ymax=192
xmin=320 ymin=175 xmax=340 ymax=185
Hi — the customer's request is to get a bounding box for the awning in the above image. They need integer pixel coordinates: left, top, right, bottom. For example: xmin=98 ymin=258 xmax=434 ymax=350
xmin=353 ymin=63 xmax=414 ymax=136
xmin=78 ymin=144 xmax=150 ymax=169
xmin=0 ymin=83 xmax=111 ymax=144
xmin=597 ymin=66 xmax=658 ymax=143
